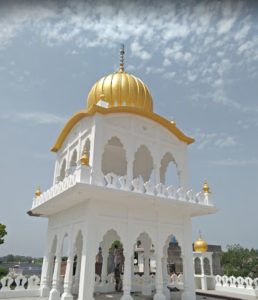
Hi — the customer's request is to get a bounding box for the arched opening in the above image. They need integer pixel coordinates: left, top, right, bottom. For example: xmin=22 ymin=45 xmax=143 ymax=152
xmin=94 ymin=229 xmax=124 ymax=294
xmin=160 ymin=152 xmax=179 ymax=186
xmin=69 ymin=149 xmax=77 ymax=168
xmin=164 ymin=235 xmax=183 ymax=274
xmin=102 ymin=137 xmax=127 ymax=176
xmin=59 ymin=159 xmax=66 ymax=181
xmin=162 ymin=235 xmax=183 ymax=293
xmin=47 ymin=236 xmax=57 ymax=289
xmin=194 ymin=257 xmax=201 ymax=275
xmin=204 ymin=257 xmax=211 ymax=275
xmin=72 ymin=230 xmax=83 ymax=296
xmin=132 ymin=232 xmax=156 ymax=296
xmin=52 ymin=234 xmax=68 ymax=295
xmin=133 ymin=145 xmax=154 ymax=182
xmin=82 ymin=139 xmax=91 ymax=158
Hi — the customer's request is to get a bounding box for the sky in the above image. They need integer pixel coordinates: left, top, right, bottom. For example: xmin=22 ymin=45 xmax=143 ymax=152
xmin=0 ymin=0 xmax=258 ymax=257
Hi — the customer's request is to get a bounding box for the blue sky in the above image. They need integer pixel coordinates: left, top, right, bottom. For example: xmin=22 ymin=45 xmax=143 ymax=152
xmin=0 ymin=0 xmax=258 ymax=256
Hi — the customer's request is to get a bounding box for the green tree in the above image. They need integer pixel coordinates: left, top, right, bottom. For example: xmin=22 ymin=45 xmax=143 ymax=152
xmin=221 ymin=244 xmax=258 ymax=278
xmin=0 ymin=224 xmax=7 ymax=245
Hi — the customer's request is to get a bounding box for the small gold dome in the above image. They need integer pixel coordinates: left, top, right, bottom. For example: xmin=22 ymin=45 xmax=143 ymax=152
xmin=80 ymin=150 xmax=89 ymax=166
xmin=35 ymin=187 xmax=41 ymax=197
xmin=194 ymin=237 xmax=208 ymax=253
xmin=203 ymin=180 xmax=211 ymax=194
xmin=87 ymin=71 xmax=153 ymax=112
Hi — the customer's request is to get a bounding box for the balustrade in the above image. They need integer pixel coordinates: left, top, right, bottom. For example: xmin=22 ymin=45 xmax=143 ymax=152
xmin=215 ymin=275 xmax=258 ymax=297
xmin=0 ymin=275 xmax=40 ymax=298
xmin=32 ymin=165 xmax=213 ymax=209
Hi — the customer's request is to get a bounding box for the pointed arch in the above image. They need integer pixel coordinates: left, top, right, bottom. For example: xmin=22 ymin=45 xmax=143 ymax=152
xmin=163 ymin=234 xmax=183 ymax=275
xmin=194 ymin=257 xmax=201 ymax=275
xmin=70 ymin=149 xmax=77 ymax=168
xmin=49 ymin=235 xmax=57 ymax=254
xmin=204 ymin=257 xmax=211 ymax=275
xmin=160 ymin=152 xmax=179 ymax=186
xmin=102 ymin=136 xmax=127 ymax=176
xmin=133 ymin=232 xmax=155 ymax=276
xmin=133 ymin=145 xmax=154 ymax=182
xmin=59 ymin=159 xmax=66 ymax=181
xmin=82 ymin=138 xmax=91 ymax=157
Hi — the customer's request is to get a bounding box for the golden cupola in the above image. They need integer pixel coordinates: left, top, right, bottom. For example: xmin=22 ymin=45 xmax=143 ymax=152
xmin=194 ymin=235 xmax=208 ymax=253
xmin=86 ymin=45 xmax=153 ymax=112
xmin=51 ymin=45 xmax=195 ymax=152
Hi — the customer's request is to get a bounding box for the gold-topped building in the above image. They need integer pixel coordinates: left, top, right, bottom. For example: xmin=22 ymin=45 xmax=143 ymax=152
xmin=194 ymin=235 xmax=208 ymax=253
xmin=29 ymin=45 xmax=217 ymax=300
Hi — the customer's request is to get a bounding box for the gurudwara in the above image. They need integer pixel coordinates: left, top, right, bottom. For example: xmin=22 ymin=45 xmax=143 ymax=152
xmin=29 ymin=46 xmax=216 ymax=300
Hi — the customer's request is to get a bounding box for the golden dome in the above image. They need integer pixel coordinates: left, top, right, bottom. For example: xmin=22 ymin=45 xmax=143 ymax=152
xmin=87 ymin=71 xmax=153 ymax=112
xmin=86 ymin=45 xmax=153 ymax=112
xmin=194 ymin=237 xmax=208 ymax=253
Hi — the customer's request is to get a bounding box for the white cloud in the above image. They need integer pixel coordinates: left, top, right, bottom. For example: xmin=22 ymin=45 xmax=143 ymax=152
xmin=130 ymin=41 xmax=151 ymax=60
xmin=162 ymin=72 xmax=176 ymax=79
xmin=0 ymin=111 xmax=66 ymax=125
xmin=217 ymin=18 xmax=236 ymax=35
xmin=193 ymin=129 xmax=237 ymax=150
xmin=0 ymin=0 xmax=257 ymax=115
xmin=237 ymin=118 xmax=258 ymax=129
xmin=234 ymin=22 xmax=250 ymax=41
xmin=209 ymin=159 xmax=258 ymax=167
xmin=145 ymin=67 xmax=165 ymax=75
xmin=214 ymin=136 xmax=236 ymax=148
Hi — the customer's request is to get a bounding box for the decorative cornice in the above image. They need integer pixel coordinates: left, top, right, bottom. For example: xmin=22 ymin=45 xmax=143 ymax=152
xmin=51 ymin=105 xmax=195 ymax=152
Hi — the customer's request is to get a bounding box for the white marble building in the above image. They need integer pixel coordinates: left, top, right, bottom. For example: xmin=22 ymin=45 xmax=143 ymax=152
xmin=29 ymin=47 xmax=216 ymax=300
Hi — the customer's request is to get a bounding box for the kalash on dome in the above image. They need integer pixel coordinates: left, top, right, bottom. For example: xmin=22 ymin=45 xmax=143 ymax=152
xmin=29 ymin=45 xmax=216 ymax=300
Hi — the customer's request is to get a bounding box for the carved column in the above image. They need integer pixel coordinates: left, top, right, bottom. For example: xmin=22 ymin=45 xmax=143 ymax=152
xmin=126 ymin=151 xmax=134 ymax=190
xmin=89 ymin=115 xmax=104 ymax=185
xmin=153 ymin=252 xmax=166 ymax=300
xmin=72 ymin=254 xmax=81 ymax=295
xmin=61 ymin=248 xmax=75 ymax=300
xmin=181 ymin=217 xmax=196 ymax=300
xmin=154 ymin=163 xmax=160 ymax=186
xmin=78 ymin=217 xmax=98 ymax=300
xmin=100 ymin=252 xmax=108 ymax=286
xmin=40 ymin=252 xmax=54 ymax=296
xmin=49 ymin=250 xmax=62 ymax=300
xmin=142 ymin=251 xmax=152 ymax=296
xmin=121 ymin=250 xmax=133 ymax=300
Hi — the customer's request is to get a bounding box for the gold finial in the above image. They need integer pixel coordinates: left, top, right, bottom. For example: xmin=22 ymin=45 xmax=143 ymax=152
xmin=203 ymin=180 xmax=211 ymax=194
xmin=170 ymin=120 xmax=176 ymax=126
xmin=35 ymin=186 xmax=41 ymax=197
xmin=80 ymin=149 xmax=89 ymax=166
xmin=119 ymin=44 xmax=125 ymax=72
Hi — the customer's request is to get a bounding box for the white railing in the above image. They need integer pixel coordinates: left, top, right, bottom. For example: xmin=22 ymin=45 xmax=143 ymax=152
xmin=32 ymin=166 xmax=213 ymax=209
xmin=32 ymin=166 xmax=91 ymax=209
xmin=215 ymin=275 xmax=258 ymax=297
xmin=0 ymin=275 xmax=40 ymax=298
xmin=104 ymin=173 xmax=213 ymax=206
xmin=167 ymin=273 xmax=184 ymax=289
xmin=131 ymin=274 xmax=155 ymax=293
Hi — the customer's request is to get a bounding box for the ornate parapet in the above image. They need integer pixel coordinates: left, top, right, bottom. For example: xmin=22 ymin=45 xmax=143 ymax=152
xmin=31 ymin=167 xmax=214 ymax=210
xmin=0 ymin=275 xmax=40 ymax=298
xmin=215 ymin=275 xmax=258 ymax=297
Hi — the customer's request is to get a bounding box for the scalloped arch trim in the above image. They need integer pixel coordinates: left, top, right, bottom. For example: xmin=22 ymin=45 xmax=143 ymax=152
xmin=51 ymin=105 xmax=195 ymax=152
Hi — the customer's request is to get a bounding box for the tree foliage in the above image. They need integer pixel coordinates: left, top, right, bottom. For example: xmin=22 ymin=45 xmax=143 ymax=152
xmin=0 ymin=255 xmax=43 ymax=264
xmin=0 ymin=224 xmax=7 ymax=245
xmin=221 ymin=244 xmax=258 ymax=278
